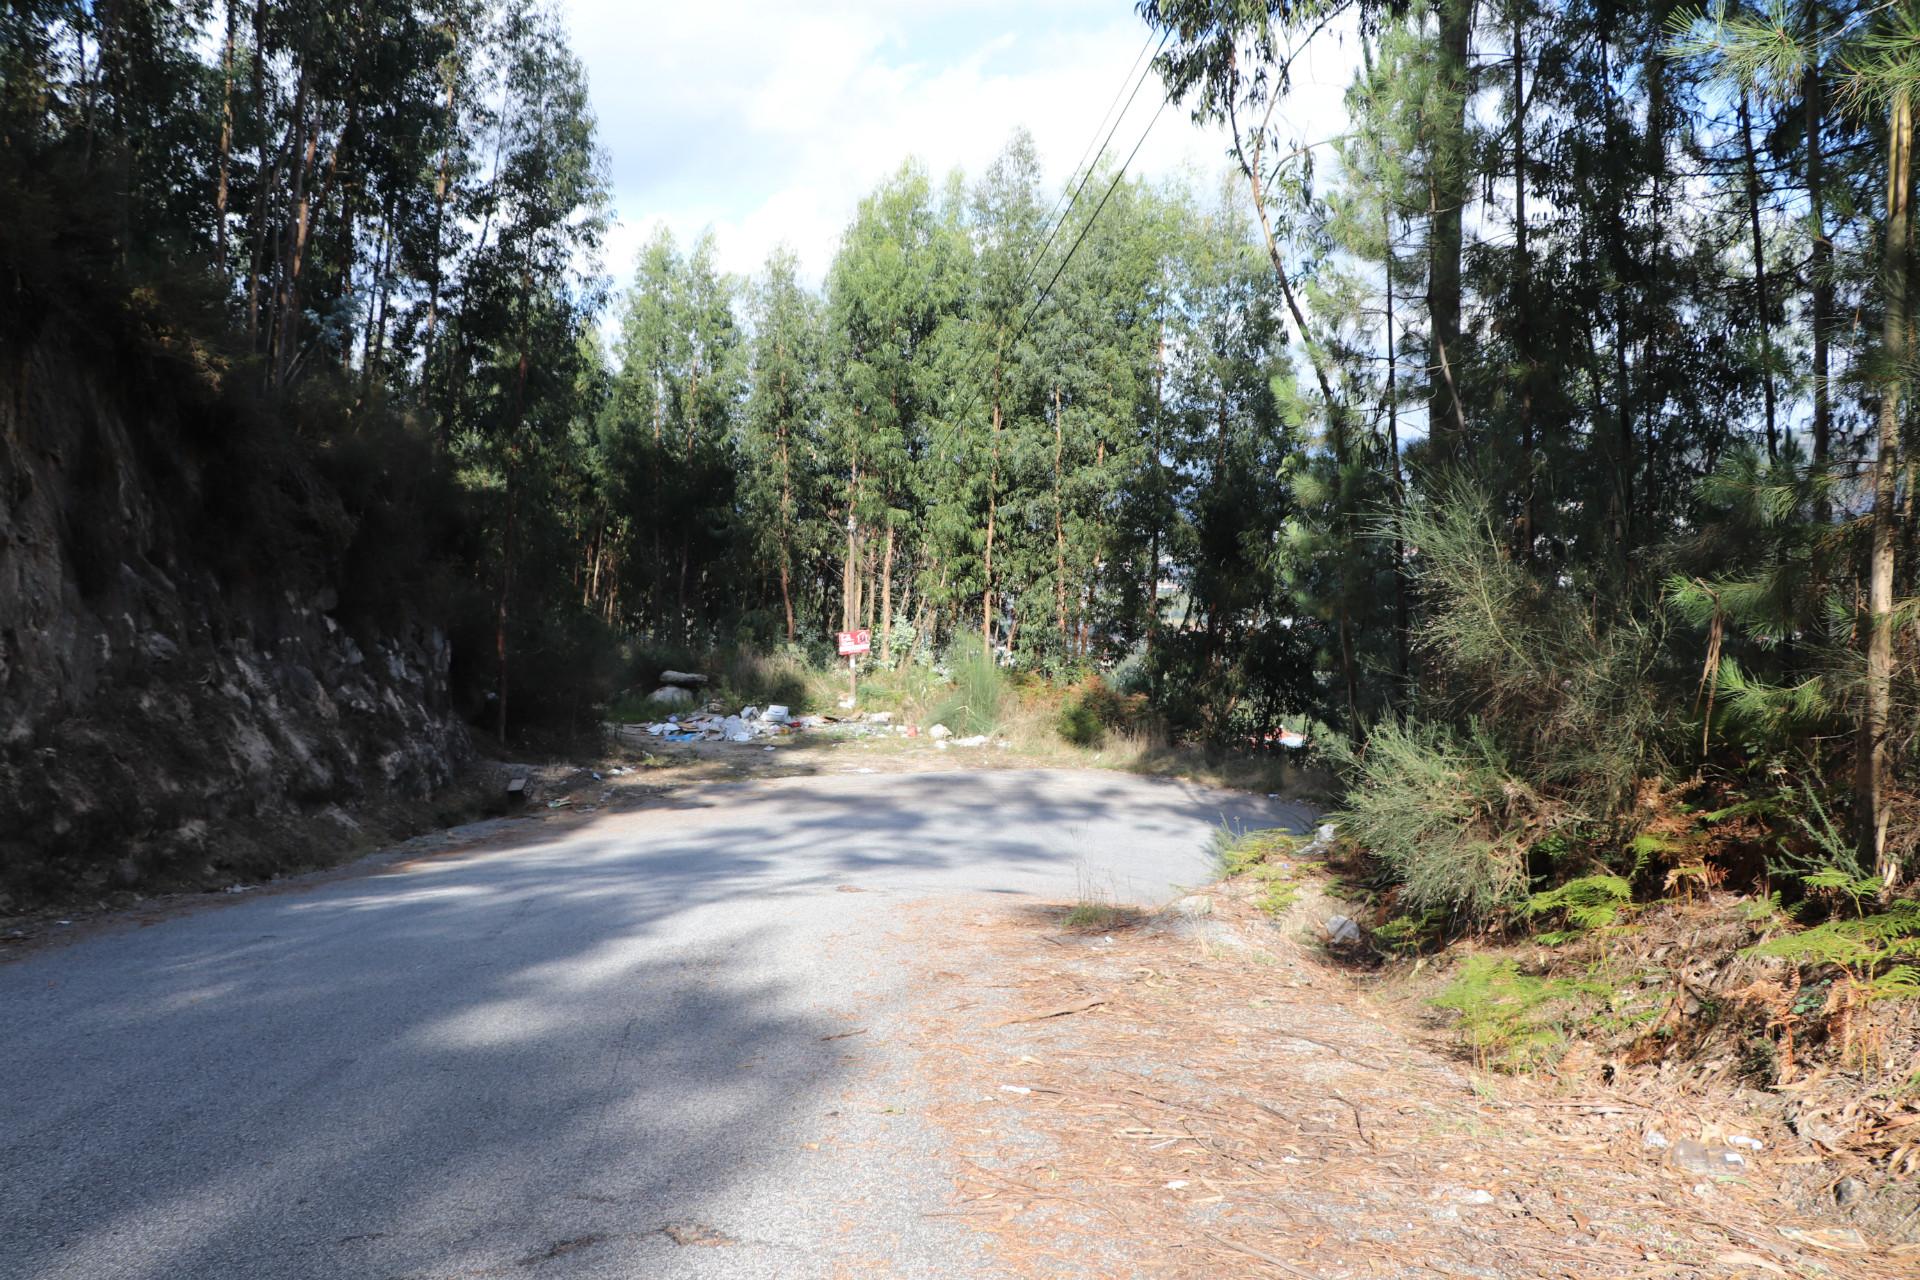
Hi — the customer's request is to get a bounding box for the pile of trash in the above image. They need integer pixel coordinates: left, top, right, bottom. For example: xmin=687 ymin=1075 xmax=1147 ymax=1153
xmin=628 ymin=671 xmax=1013 ymax=749
xmin=636 ymin=704 xmax=924 ymax=745
xmin=643 ymin=703 xmax=796 ymax=743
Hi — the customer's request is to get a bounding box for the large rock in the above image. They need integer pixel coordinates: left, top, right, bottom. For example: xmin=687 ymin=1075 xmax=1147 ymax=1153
xmin=646 ymin=685 xmax=695 ymax=707
xmin=658 ymin=670 xmax=708 ymax=686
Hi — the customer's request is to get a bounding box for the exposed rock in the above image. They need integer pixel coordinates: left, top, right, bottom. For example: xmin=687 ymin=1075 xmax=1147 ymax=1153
xmin=646 ymin=685 xmax=695 ymax=707
xmin=0 ymin=313 xmax=468 ymax=903
xmin=658 ymin=670 xmax=708 ymax=686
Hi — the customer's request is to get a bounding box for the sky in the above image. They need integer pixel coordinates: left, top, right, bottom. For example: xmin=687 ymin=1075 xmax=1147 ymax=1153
xmin=557 ymin=0 xmax=1361 ymax=291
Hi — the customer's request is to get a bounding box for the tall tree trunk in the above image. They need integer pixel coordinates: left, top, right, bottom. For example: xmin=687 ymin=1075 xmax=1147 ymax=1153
xmin=1147 ymin=327 xmax=1165 ymax=663
xmin=1428 ymin=0 xmax=1474 ymax=453
xmin=272 ymin=66 xmax=312 ymax=381
xmin=982 ymin=349 xmax=1002 ymax=651
xmin=496 ymin=463 xmax=517 ymax=743
xmin=1739 ymin=90 xmax=1780 ymax=460
xmin=777 ymin=374 xmax=796 ymax=642
xmin=215 ymin=0 xmax=238 ymax=276
xmin=1384 ymin=205 xmax=1410 ymax=695
xmin=1805 ymin=9 xmax=1833 ymax=522
xmin=1512 ymin=7 xmax=1535 ymax=559
xmin=881 ymin=518 xmax=895 ymax=664
xmin=1859 ymin=90 xmax=1911 ymax=887
xmin=243 ymin=0 xmax=272 ymax=345
xmin=422 ymin=70 xmax=459 ymax=425
xmin=1054 ymin=385 xmax=1068 ymax=648
xmin=843 ymin=440 xmax=861 ymax=633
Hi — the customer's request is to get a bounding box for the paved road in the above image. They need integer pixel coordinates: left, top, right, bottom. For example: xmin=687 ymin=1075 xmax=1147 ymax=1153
xmin=0 ymin=769 xmax=1312 ymax=1279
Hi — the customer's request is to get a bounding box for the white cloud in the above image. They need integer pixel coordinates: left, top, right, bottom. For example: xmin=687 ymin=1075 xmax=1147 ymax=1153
xmin=561 ymin=0 xmax=1360 ymax=292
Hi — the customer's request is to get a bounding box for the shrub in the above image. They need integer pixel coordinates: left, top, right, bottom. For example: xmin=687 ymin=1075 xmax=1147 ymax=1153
xmin=930 ymin=641 xmax=1008 ymax=736
xmin=1055 ymin=676 xmax=1143 ymax=748
xmin=1334 ymin=718 xmax=1554 ymax=923
xmin=1058 ymin=696 xmax=1105 ymax=747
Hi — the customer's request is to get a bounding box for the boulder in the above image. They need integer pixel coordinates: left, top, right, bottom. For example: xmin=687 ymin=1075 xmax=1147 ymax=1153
xmin=659 ymin=670 xmax=708 ymax=686
xmin=647 ymin=685 xmax=695 ymax=707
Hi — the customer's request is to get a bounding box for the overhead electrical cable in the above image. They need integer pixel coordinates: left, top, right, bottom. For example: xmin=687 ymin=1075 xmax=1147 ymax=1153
xmin=1015 ymin=28 xmax=1169 ymax=298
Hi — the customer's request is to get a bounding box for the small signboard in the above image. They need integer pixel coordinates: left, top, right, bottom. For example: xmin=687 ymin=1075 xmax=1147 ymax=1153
xmin=836 ymin=628 xmax=872 ymax=656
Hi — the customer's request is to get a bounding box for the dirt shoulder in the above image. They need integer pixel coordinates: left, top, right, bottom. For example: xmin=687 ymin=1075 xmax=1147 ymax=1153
xmin=900 ymin=880 xmax=1917 ymax=1278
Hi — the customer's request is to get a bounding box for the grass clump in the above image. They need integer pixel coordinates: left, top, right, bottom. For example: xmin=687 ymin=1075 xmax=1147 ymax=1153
xmin=1213 ymin=826 xmax=1308 ymax=916
xmin=929 ymin=642 xmax=1008 ymax=736
xmin=1062 ymin=900 xmax=1143 ymax=930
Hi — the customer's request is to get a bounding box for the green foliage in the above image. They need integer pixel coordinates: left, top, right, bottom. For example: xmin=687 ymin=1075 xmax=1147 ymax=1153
xmin=1333 ymin=718 xmax=1545 ymax=922
xmin=1748 ymin=899 xmax=1920 ymax=994
xmin=930 ymin=643 xmax=1008 ymax=736
xmin=1523 ymin=875 xmax=1635 ymax=932
xmin=1397 ymin=486 xmax=1664 ymax=813
xmin=1432 ymin=957 xmax=1611 ymax=1072
xmin=1214 ymin=826 xmax=1301 ymax=876
xmin=1057 ymin=697 xmax=1106 ymax=747
xmin=1056 ymin=677 xmax=1141 ymax=748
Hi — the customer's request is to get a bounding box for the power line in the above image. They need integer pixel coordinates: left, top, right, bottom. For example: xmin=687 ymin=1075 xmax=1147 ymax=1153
xmin=949 ymin=89 xmax=1172 ymax=430
xmin=1016 ymin=29 xmax=1168 ymax=299
xmin=1011 ymin=94 xmax=1171 ymax=361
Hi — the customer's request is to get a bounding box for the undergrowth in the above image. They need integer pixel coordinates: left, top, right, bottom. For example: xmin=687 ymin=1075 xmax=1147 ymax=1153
xmin=1432 ymin=956 xmax=1614 ymax=1072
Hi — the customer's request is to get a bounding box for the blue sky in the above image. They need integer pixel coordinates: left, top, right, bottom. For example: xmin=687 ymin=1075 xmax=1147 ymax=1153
xmin=558 ymin=1 xmax=1357 ymax=289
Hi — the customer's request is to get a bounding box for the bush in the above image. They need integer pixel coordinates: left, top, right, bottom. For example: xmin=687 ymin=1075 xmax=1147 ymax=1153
xmin=1058 ymin=696 xmax=1105 ymax=747
xmin=1334 ymin=718 xmax=1555 ymax=923
xmin=1055 ymin=676 xmax=1142 ymax=748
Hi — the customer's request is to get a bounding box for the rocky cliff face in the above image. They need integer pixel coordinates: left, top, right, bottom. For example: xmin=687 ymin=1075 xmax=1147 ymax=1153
xmin=0 ymin=310 xmax=469 ymax=904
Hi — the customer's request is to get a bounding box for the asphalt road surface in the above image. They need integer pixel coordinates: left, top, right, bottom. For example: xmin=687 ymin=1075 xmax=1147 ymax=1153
xmin=1 ymin=768 xmax=1312 ymax=1279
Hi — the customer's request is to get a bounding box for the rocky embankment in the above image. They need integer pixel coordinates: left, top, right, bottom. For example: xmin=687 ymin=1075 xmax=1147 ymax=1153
xmin=0 ymin=309 xmax=468 ymax=906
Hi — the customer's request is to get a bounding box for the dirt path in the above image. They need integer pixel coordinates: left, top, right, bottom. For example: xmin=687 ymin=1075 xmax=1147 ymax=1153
xmin=901 ymin=883 xmax=1914 ymax=1279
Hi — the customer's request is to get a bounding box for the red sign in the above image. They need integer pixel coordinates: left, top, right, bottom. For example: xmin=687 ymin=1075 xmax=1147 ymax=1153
xmin=836 ymin=629 xmax=872 ymax=656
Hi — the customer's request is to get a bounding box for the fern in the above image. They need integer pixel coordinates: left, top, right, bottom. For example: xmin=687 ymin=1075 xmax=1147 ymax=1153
xmin=1433 ymin=956 xmax=1611 ymax=1072
xmin=1524 ymin=874 xmax=1634 ymax=931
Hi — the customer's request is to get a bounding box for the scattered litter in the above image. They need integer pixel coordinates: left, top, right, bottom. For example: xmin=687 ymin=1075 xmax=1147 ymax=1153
xmin=1165 ymin=1180 xmax=1190 ymax=1190
xmin=929 ymin=723 xmax=951 ymax=740
xmin=999 ymin=1085 xmax=1032 ymax=1095
xmin=1668 ymin=1139 xmax=1746 ymax=1176
xmin=1324 ymin=914 xmax=1362 ymax=945
xmin=951 ymin=734 xmax=989 ymax=747
xmin=763 ymin=746 xmax=775 ymax=752
xmin=1643 ymin=1128 xmax=1669 ymax=1149
xmin=547 ymin=798 xmax=572 ymax=810
xmin=1725 ymin=1134 xmax=1763 ymax=1151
